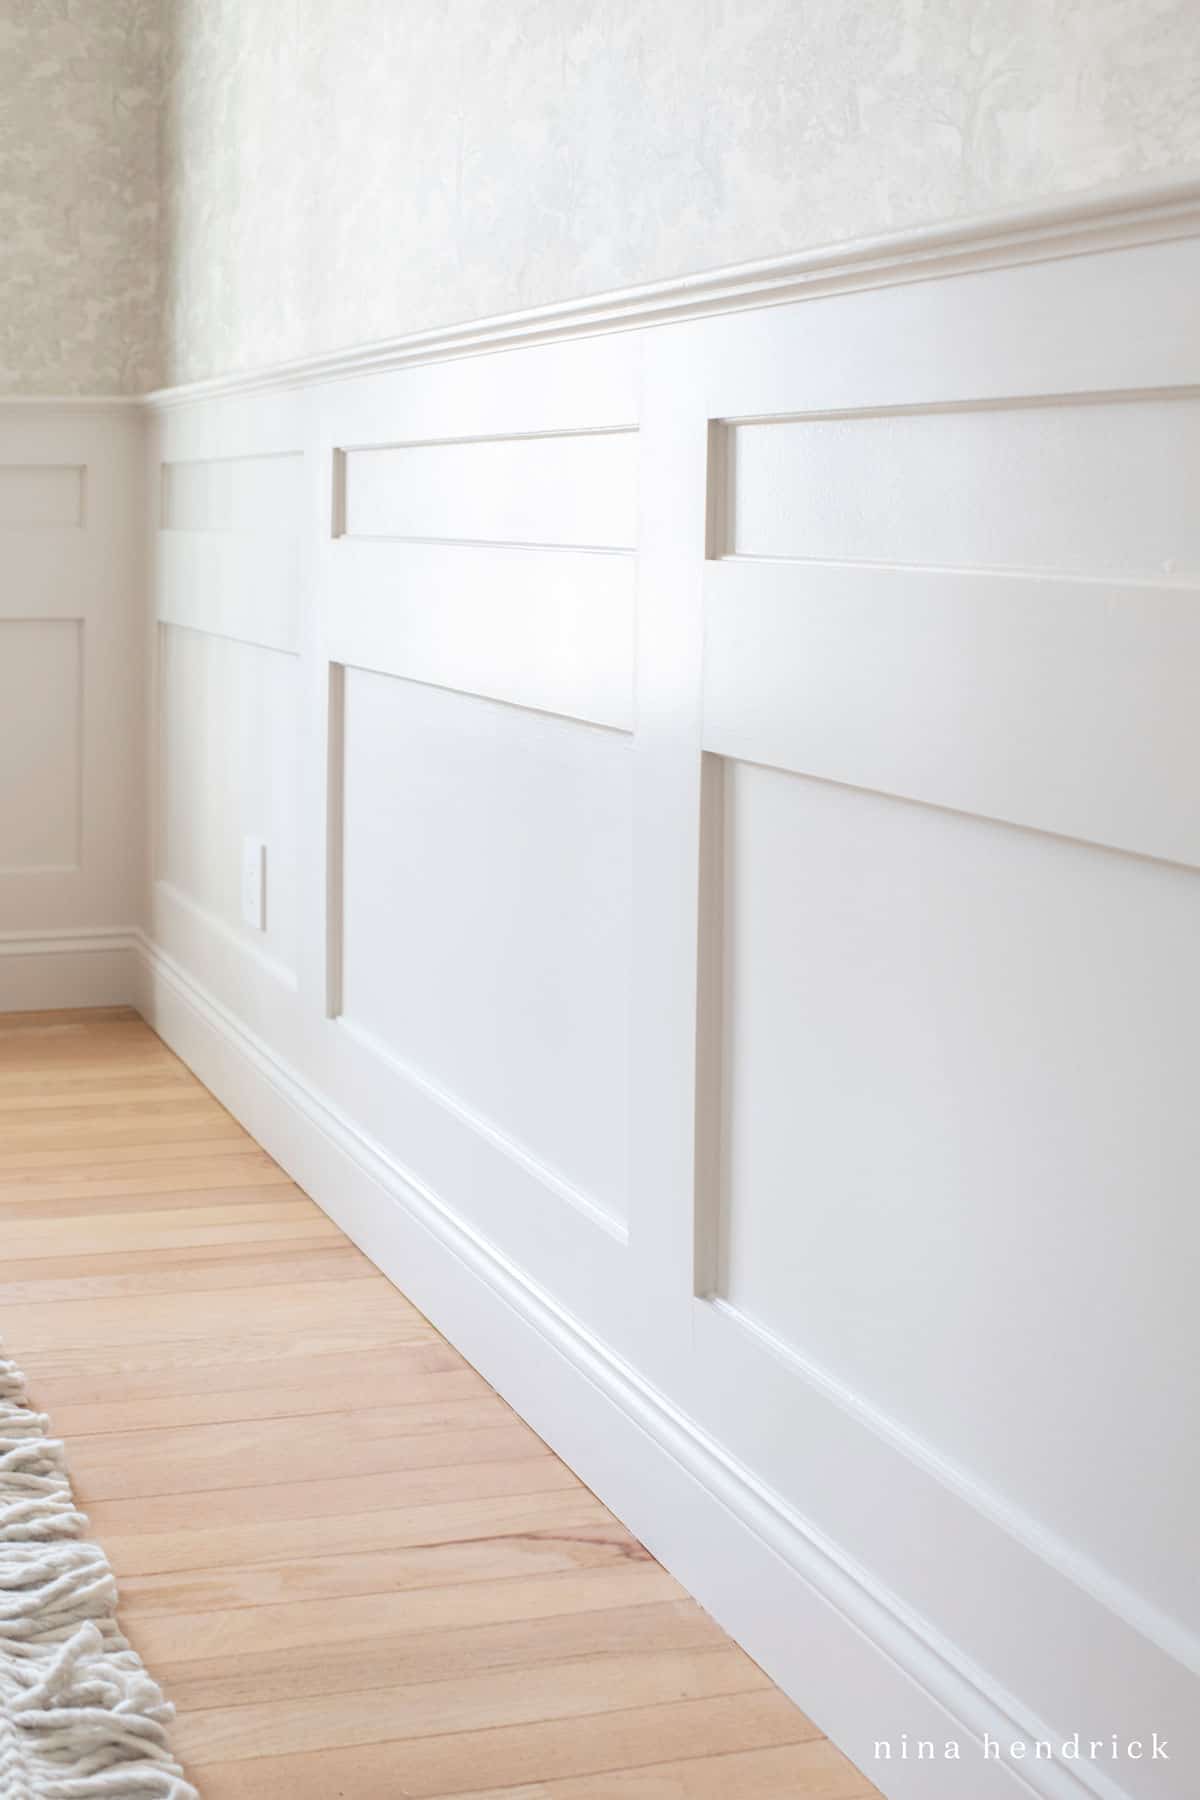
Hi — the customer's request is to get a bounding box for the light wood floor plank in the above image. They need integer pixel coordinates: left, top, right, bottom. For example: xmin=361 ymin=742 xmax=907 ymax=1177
xmin=171 ymin=1646 xmax=768 ymax=1764
xmin=148 ymin=1594 xmax=721 ymax=1713
xmin=0 ymin=1149 xmax=292 ymax=1187
xmin=29 ymin=1335 xmax=463 ymax=1410
xmin=3 ymin=1275 xmax=413 ymax=1348
xmin=98 ymin=1483 xmax=604 ymax=1581
xmin=188 ymin=1690 xmax=820 ymax=1800
xmin=0 ymin=1239 xmax=372 ymax=1305
xmin=124 ymin=1540 xmax=665 ymax=1627
xmin=437 ymin=1739 xmax=880 ymax=1798
xmin=0 ymin=1007 xmax=878 ymax=1799
xmin=49 ymin=1349 xmax=483 ymax=1434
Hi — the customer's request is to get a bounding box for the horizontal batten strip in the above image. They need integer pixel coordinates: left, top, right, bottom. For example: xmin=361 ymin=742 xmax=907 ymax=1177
xmin=327 ymin=539 xmax=634 ymax=730
xmin=703 ymin=557 xmax=1200 ymax=868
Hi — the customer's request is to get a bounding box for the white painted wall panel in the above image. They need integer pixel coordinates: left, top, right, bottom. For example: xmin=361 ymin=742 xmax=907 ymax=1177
xmin=137 ymin=229 xmax=1200 ymax=1800
xmin=0 ymin=464 xmax=84 ymax=528
xmin=340 ymin=430 xmax=638 ymax=549
xmin=0 ymin=620 xmax=80 ymax=869
xmin=724 ymin=393 xmax=1200 ymax=575
xmin=161 ymin=452 xmax=303 ymax=531
xmin=717 ymin=758 xmax=1200 ymax=1629
xmin=158 ymin=624 xmax=299 ymax=978
xmin=0 ymin=407 xmax=143 ymax=949
xmin=156 ymin=448 xmax=304 ymax=655
xmin=339 ymin=671 xmax=632 ymax=1227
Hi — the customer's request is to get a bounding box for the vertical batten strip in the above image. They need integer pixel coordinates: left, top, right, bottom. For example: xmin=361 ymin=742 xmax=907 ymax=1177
xmin=693 ymin=750 xmax=727 ymax=1298
xmin=324 ymin=660 xmax=346 ymax=1020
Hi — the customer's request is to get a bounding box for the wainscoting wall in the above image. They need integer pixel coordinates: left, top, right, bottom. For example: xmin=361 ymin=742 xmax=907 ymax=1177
xmin=3 ymin=179 xmax=1200 ymax=1799
xmin=0 ymin=401 xmax=145 ymax=1005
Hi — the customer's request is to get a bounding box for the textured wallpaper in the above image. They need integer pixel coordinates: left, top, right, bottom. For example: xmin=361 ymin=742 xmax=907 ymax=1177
xmin=0 ymin=0 xmax=161 ymax=395
xmin=158 ymin=0 xmax=1200 ymax=387
xmin=2 ymin=3 xmax=1199 ymax=393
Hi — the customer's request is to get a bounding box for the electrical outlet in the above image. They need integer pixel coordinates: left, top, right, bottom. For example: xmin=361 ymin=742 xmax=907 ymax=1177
xmin=241 ymin=837 xmax=266 ymax=931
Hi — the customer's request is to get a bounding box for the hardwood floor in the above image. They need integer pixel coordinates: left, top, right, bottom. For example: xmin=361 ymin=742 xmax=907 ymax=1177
xmin=0 ymin=1007 xmax=880 ymax=1799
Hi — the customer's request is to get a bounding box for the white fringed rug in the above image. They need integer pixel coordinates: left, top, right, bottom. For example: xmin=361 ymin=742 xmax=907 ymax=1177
xmin=0 ymin=1345 xmax=196 ymax=1799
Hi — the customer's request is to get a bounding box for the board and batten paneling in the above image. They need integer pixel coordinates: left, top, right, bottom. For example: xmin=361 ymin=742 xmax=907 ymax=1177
xmin=337 ymin=672 xmax=632 ymax=1232
xmin=157 ymin=449 xmax=304 ymax=655
xmin=139 ymin=223 xmax=1200 ymax=1800
xmin=149 ymin=395 xmax=308 ymax=1020
xmin=315 ymin=343 xmax=641 ymax=1315
xmin=715 ymin=759 xmax=1199 ymax=1618
xmin=157 ymin=623 xmax=300 ymax=982
xmin=0 ymin=462 xmax=85 ymax=528
xmin=0 ymin=619 xmax=81 ymax=871
xmin=684 ymin=234 xmax=1200 ymax=1796
xmin=0 ymin=409 xmax=144 ymax=1006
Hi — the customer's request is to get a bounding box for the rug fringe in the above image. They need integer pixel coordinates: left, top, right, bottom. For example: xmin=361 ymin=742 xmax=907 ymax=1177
xmin=0 ymin=1348 xmax=197 ymax=1799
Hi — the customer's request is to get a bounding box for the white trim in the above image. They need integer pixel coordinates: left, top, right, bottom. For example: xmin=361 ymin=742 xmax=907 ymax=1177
xmin=0 ymin=927 xmax=140 ymax=958
xmin=335 ymin=1015 xmax=630 ymax=1246
xmin=1 ymin=174 xmax=1196 ymax=413
xmin=0 ymin=929 xmax=142 ymax=1011
xmin=710 ymin=1297 xmax=1200 ymax=1680
xmin=143 ymin=169 xmax=1200 ymax=407
xmin=136 ymin=934 xmax=1138 ymax=1800
xmin=153 ymin=880 xmax=299 ymax=992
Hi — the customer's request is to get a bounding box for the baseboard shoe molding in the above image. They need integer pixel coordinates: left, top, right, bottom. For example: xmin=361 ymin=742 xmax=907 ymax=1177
xmin=136 ymin=934 xmax=1143 ymax=1800
xmin=0 ymin=928 xmax=142 ymax=1011
xmin=143 ymin=168 xmax=1200 ymax=407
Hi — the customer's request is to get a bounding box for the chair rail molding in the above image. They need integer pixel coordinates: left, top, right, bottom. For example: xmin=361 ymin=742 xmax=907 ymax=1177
xmin=141 ymin=168 xmax=1200 ymax=406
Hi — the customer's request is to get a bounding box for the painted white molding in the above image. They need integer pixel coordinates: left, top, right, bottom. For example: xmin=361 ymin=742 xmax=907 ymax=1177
xmin=134 ymin=225 xmax=1200 ymax=1800
xmin=5 ymin=173 xmax=1200 ymax=418
xmin=138 ymin=933 xmax=1129 ymax=1800
xmin=0 ymin=928 xmax=142 ymax=1010
xmin=142 ymin=168 xmax=1200 ymax=407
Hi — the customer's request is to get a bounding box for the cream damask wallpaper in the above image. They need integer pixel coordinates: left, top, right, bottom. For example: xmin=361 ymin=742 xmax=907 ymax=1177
xmin=157 ymin=0 xmax=1200 ymax=387
xmin=2 ymin=2 xmax=1199 ymax=393
xmin=0 ymin=0 xmax=160 ymax=395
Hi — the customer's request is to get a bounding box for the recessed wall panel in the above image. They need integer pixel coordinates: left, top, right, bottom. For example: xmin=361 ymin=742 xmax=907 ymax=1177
xmin=161 ymin=453 xmax=303 ymax=532
xmin=340 ymin=430 xmax=638 ymax=549
xmin=0 ymin=465 xmax=84 ymax=529
xmin=158 ymin=624 xmax=299 ymax=971
xmin=157 ymin=451 xmax=304 ymax=654
xmin=0 ymin=620 xmax=81 ymax=869
xmin=339 ymin=672 xmax=631 ymax=1223
xmin=724 ymin=392 xmax=1200 ymax=576
xmin=716 ymin=757 xmax=1200 ymax=1620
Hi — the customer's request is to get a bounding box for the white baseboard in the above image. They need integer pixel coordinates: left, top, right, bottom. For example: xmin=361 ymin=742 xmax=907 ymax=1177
xmin=0 ymin=930 xmax=142 ymax=1012
xmin=135 ymin=934 xmax=1142 ymax=1800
